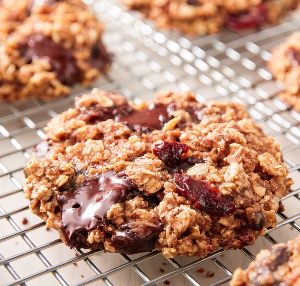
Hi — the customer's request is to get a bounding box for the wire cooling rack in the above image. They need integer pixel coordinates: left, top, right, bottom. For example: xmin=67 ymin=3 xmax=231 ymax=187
xmin=1 ymin=1 xmax=300 ymax=285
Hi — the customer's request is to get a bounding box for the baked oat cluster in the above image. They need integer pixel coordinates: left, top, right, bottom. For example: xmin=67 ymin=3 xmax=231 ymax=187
xmin=24 ymin=89 xmax=293 ymax=257
xmin=0 ymin=0 xmax=111 ymax=102
xmin=123 ymin=0 xmax=299 ymax=34
xmin=230 ymin=236 xmax=300 ymax=286
xmin=269 ymin=32 xmax=300 ymax=111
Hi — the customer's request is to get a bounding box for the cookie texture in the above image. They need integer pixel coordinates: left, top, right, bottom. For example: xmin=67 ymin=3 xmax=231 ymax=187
xmin=123 ymin=0 xmax=299 ymax=34
xmin=24 ymin=89 xmax=293 ymax=257
xmin=269 ymin=32 xmax=300 ymax=111
xmin=0 ymin=0 xmax=111 ymax=102
xmin=230 ymin=236 xmax=300 ymax=286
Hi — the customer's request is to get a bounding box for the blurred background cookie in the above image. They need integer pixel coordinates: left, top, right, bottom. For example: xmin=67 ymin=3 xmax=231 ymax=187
xmin=269 ymin=32 xmax=300 ymax=111
xmin=123 ymin=0 xmax=299 ymax=34
xmin=0 ymin=0 xmax=112 ymax=102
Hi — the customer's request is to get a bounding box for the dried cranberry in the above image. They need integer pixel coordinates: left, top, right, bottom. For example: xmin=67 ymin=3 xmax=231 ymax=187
xmin=174 ymin=174 xmax=236 ymax=216
xmin=227 ymin=5 xmax=268 ymax=30
xmin=153 ymin=142 xmax=189 ymax=168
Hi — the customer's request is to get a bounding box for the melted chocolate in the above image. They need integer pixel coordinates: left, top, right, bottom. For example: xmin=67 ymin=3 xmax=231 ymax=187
xmin=90 ymin=40 xmax=112 ymax=72
xmin=115 ymin=103 xmax=173 ymax=132
xmin=187 ymin=106 xmax=203 ymax=122
xmin=187 ymin=0 xmax=201 ymax=6
xmin=32 ymin=140 xmax=50 ymax=159
xmin=110 ymin=223 xmax=162 ymax=254
xmin=269 ymin=246 xmax=290 ymax=271
xmin=19 ymin=34 xmax=82 ymax=85
xmin=288 ymin=48 xmax=300 ymax=67
xmin=79 ymin=106 xmax=115 ymax=123
xmin=57 ymin=171 xmax=136 ymax=241
xmin=78 ymin=99 xmax=203 ymax=132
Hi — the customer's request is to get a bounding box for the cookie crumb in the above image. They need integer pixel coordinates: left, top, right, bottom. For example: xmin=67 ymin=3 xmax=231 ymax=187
xmin=162 ymin=262 xmax=167 ymax=266
xmin=22 ymin=218 xmax=28 ymax=225
xmin=164 ymin=280 xmax=170 ymax=285
xmin=206 ymin=271 xmax=215 ymax=278
xmin=197 ymin=268 xmax=205 ymax=273
xmin=81 ymin=275 xmax=84 ymax=278
xmin=73 ymin=262 xmax=77 ymax=266
xmin=159 ymin=268 xmax=165 ymax=273
xmin=46 ymin=227 xmax=50 ymax=231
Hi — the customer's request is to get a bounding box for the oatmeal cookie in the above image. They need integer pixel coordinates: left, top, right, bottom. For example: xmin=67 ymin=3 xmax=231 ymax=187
xmin=0 ymin=0 xmax=111 ymax=102
xmin=123 ymin=0 xmax=299 ymax=34
xmin=230 ymin=236 xmax=300 ymax=286
xmin=268 ymin=32 xmax=300 ymax=111
xmin=24 ymin=89 xmax=293 ymax=257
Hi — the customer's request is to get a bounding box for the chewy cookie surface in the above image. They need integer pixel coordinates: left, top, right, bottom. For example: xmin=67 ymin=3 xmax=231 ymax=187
xmin=230 ymin=236 xmax=300 ymax=286
xmin=123 ymin=0 xmax=299 ymax=34
xmin=0 ymin=0 xmax=111 ymax=102
xmin=24 ymin=89 xmax=292 ymax=257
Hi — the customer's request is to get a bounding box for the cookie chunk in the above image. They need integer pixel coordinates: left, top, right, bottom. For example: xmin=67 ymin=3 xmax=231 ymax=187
xmin=0 ymin=0 xmax=111 ymax=102
xmin=230 ymin=236 xmax=300 ymax=286
xmin=268 ymin=32 xmax=300 ymax=111
xmin=24 ymin=89 xmax=293 ymax=257
xmin=123 ymin=0 xmax=299 ymax=34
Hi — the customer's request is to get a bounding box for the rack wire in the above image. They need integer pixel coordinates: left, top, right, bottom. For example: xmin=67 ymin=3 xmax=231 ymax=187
xmin=1 ymin=0 xmax=300 ymax=285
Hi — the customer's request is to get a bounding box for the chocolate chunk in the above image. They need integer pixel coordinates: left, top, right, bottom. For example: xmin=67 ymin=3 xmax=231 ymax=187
xmin=79 ymin=101 xmax=174 ymax=131
xmin=187 ymin=0 xmax=201 ymax=6
xmin=288 ymin=48 xmax=300 ymax=67
xmin=57 ymin=171 xmax=137 ymax=241
xmin=90 ymin=40 xmax=112 ymax=72
xmin=19 ymin=34 xmax=82 ymax=85
xmin=247 ymin=210 xmax=266 ymax=231
xmin=187 ymin=106 xmax=203 ymax=122
xmin=110 ymin=222 xmax=162 ymax=254
xmin=78 ymin=99 xmax=203 ymax=132
xmin=115 ymin=103 xmax=173 ymax=132
xmin=79 ymin=106 xmax=115 ymax=123
xmin=269 ymin=245 xmax=290 ymax=271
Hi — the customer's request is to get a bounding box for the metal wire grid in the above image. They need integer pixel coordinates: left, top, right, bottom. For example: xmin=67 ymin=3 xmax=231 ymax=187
xmin=1 ymin=0 xmax=300 ymax=285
